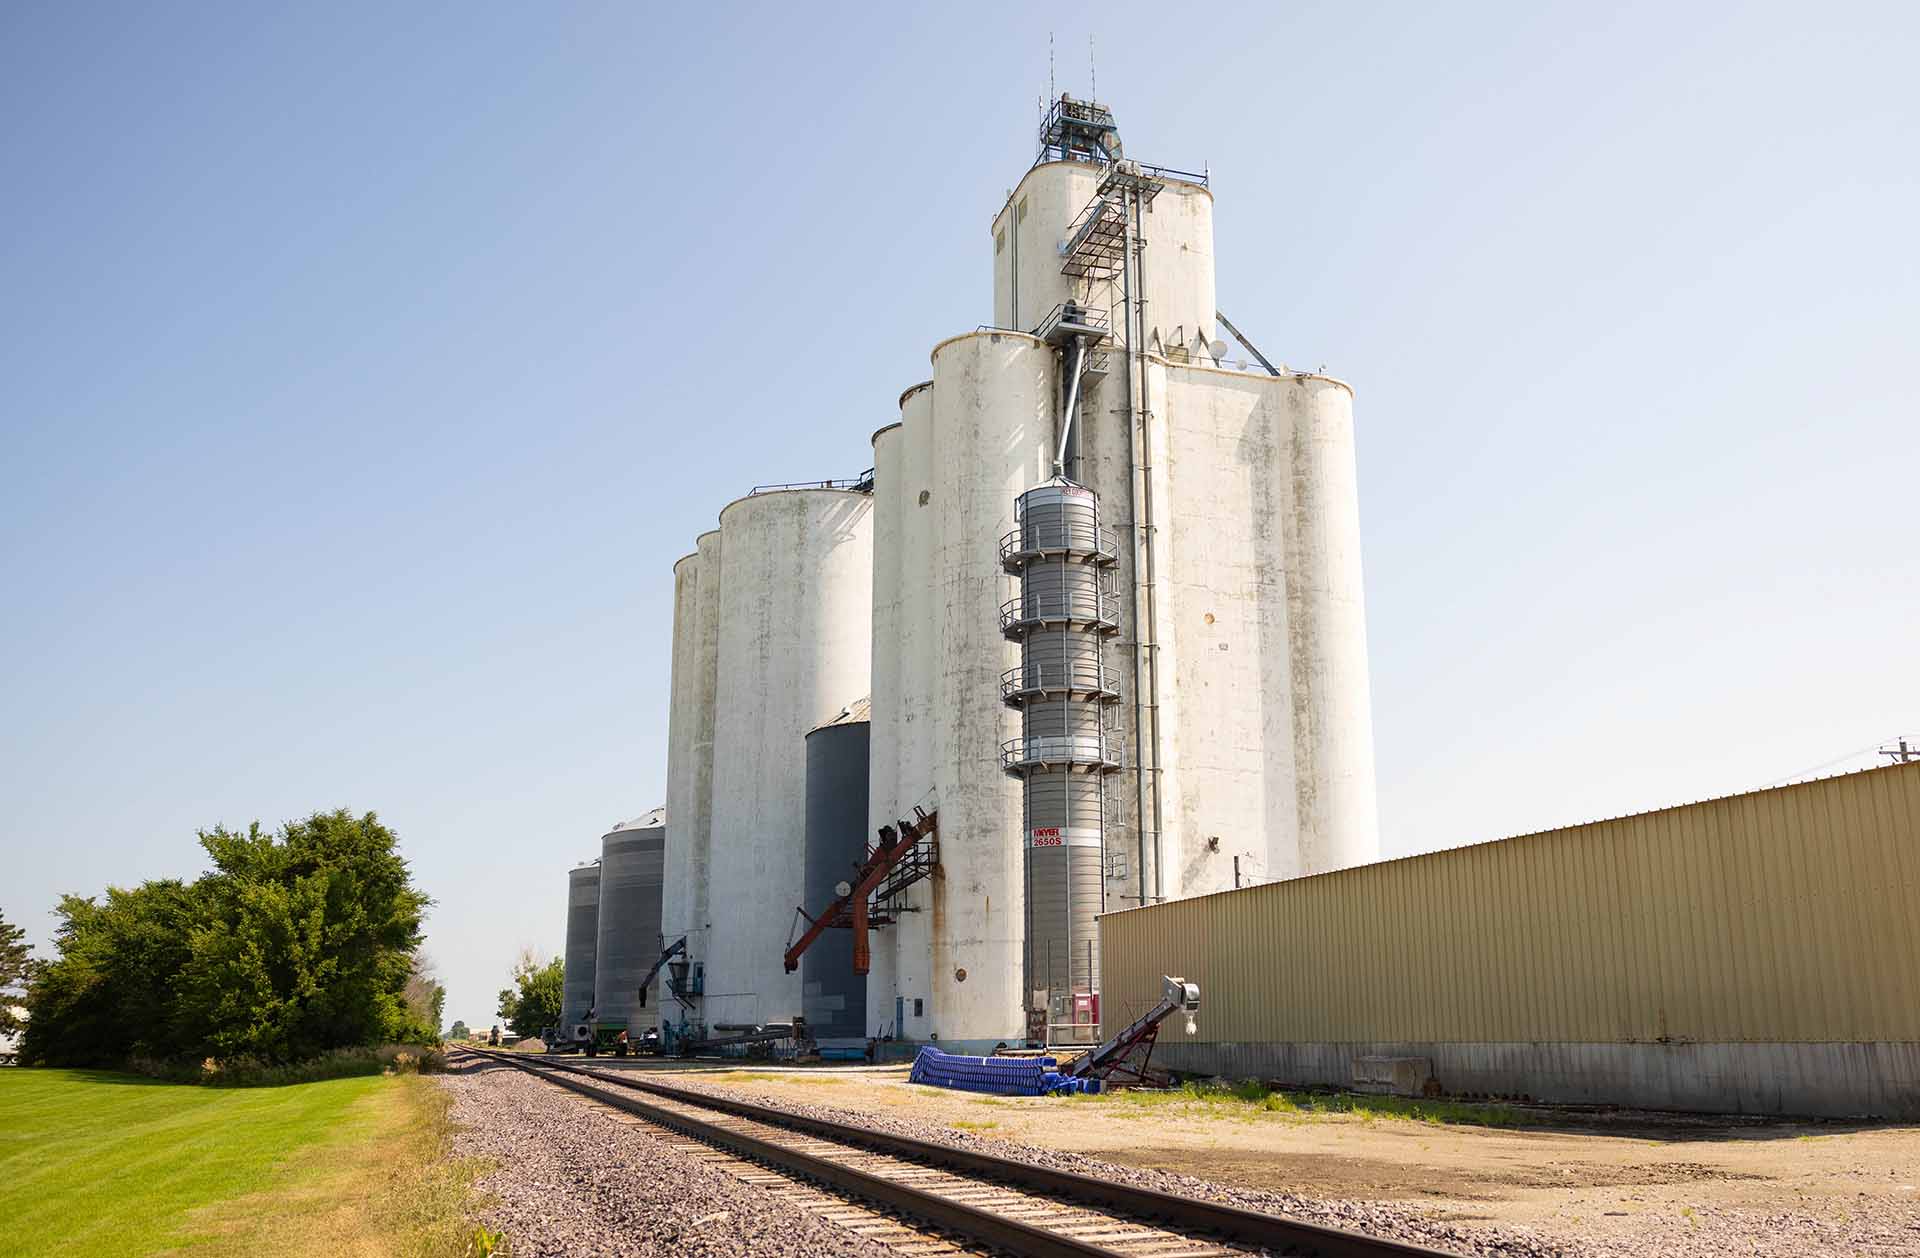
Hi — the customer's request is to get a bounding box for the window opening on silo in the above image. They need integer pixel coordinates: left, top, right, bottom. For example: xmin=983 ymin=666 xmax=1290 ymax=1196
xmin=996 ymin=230 xmax=1006 ymax=255
xmin=1017 ymin=197 xmax=1028 ymax=222
xmin=913 ymin=998 xmax=924 ymax=1018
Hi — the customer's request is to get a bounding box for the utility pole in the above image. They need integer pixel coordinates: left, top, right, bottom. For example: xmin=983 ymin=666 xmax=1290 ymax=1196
xmin=1880 ymin=737 xmax=1919 ymax=765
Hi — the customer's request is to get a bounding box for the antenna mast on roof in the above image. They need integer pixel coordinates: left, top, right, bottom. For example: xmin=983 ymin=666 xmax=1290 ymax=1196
xmin=1090 ymin=34 xmax=1096 ymax=102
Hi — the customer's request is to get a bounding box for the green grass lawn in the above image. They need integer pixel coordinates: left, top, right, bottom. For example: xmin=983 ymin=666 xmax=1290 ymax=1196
xmin=1 ymin=1068 xmax=477 ymax=1257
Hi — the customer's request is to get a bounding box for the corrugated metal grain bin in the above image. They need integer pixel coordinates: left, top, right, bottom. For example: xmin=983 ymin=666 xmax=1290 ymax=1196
xmin=803 ymin=703 xmax=870 ymax=1047
xmin=562 ymin=863 xmax=600 ymax=1033
xmin=1099 ymin=762 xmax=1920 ymax=1118
xmin=595 ymin=809 xmax=667 ymax=1036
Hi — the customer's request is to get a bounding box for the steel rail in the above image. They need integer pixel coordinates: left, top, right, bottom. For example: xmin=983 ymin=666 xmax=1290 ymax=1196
xmin=459 ymin=1048 xmax=1119 ymax=1258
xmin=459 ymin=1048 xmax=1455 ymax=1258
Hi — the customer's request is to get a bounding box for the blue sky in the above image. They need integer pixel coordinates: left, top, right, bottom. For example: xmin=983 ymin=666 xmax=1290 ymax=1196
xmin=4 ymin=1 xmax=1915 ymax=1029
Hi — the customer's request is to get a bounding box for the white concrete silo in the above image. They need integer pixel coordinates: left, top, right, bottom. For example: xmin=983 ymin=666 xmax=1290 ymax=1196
xmin=867 ymin=332 xmax=1057 ymax=1051
xmin=661 ymin=551 xmax=701 ymax=955
xmin=874 ymin=383 xmax=936 ymax=1041
xmin=704 ymin=489 xmax=873 ymax=1028
xmin=864 ymin=419 xmax=906 ymax=1033
xmin=1280 ymin=374 xmax=1380 ymax=873
xmin=1117 ymin=360 xmax=1380 ymax=895
xmin=663 ymin=529 xmax=723 ymax=981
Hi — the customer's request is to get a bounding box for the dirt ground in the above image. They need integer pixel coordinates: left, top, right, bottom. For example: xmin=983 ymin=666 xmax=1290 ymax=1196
xmin=592 ymin=1058 xmax=1920 ymax=1254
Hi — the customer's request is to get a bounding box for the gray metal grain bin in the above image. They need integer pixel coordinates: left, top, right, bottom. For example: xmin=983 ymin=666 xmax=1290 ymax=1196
xmin=803 ymin=701 xmax=870 ymax=1049
xmin=562 ymin=863 xmax=601 ymax=1034
xmin=593 ymin=808 xmax=667 ymax=1036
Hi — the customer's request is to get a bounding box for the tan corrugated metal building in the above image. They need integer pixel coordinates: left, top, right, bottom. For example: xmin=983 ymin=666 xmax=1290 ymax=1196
xmin=1099 ymin=761 xmax=1920 ymax=1117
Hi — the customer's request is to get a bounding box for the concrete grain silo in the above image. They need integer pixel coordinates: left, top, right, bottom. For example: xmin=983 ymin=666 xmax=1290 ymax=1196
xmin=865 ymin=332 xmax=1058 ymax=1050
xmin=863 ymin=421 xmax=906 ymax=1031
xmin=703 ymin=488 xmax=873 ymax=1028
xmin=561 ymin=863 xmax=600 ymax=1034
xmin=662 ymin=529 xmax=722 ymax=997
xmin=593 ymin=808 xmax=667 ymax=1038
xmin=864 ymin=95 xmax=1379 ymax=1049
xmin=655 ymin=95 xmax=1377 ymax=1054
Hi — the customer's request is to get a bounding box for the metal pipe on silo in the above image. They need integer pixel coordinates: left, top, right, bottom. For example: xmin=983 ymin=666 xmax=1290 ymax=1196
xmin=1129 ymin=187 xmax=1168 ymax=905
xmin=1118 ymin=185 xmax=1166 ymax=908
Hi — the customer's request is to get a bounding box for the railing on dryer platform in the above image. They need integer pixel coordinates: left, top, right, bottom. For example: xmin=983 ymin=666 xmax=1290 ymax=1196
xmin=1001 ymin=732 xmax=1126 ymax=773
xmin=999 ymin=591 xmax=1122 ymax=637
xmin=1000 ymin=660 xmax=1123 ymax=705
xmin=999 ymin=521 xmax=1120 ymax=569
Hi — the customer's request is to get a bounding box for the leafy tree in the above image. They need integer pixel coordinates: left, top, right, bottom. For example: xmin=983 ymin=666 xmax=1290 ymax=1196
xmin=399 ymin=952 xmax=446 ymax=1044
xmin=496 ymin=952 xmax=564 ymax=1039
xmin=448 ymin=1020 xmax=470 ymax=1041
xmin=173 ymin=811 xmax=430 ymax=1060
xmin=1 ymin=909 xmax=38 ymax=1039
xmin=23 ymin=809 xmax=432 ymax=1066
xmin=21 ymin=882 xmax=202 ymax=1065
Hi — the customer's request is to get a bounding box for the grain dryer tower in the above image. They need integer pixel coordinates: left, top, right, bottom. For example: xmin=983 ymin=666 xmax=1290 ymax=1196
xmin=866 ymin=95 xmax=1380 ymax=1049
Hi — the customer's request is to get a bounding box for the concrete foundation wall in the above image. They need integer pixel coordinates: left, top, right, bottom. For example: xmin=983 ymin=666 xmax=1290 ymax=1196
xmin=1148 ymin=1040 xmax=1920 ymax=1120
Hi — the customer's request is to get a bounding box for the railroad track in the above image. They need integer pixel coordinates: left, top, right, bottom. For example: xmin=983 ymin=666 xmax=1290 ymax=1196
xmin=454 ymin=1048 xmax=1455 ymax=1258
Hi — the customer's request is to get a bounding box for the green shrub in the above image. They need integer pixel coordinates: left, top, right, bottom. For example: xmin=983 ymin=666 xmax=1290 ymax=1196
xmin=125 ymin=1044 xmax=449 ymax=1088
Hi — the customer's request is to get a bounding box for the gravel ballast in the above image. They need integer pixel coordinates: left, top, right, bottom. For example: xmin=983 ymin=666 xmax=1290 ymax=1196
xmin=638 ymin=1071 xmax=1920 ymax=1258
xmin=440 ymin=1057 xmax=898 ymax=1258
xmin=604 ymin=1070 xmax=1571 ymax=1257
xmin=445 ymin=1058 xmax=1920 ymax=1257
